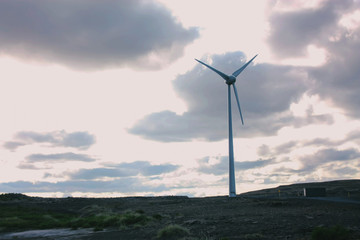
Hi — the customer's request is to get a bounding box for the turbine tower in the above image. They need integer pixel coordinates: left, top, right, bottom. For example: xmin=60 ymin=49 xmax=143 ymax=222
xmin=195 ymin=55 xmax=257 ymax=197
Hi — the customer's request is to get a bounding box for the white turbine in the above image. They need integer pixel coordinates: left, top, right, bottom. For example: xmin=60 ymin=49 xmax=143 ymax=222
xmin=195 ymin=55 xmax=257 ymax=197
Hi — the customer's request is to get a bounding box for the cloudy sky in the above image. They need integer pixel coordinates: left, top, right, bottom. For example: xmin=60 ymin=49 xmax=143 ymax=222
xmin=1 ymin=0 xmax=360 ymax=197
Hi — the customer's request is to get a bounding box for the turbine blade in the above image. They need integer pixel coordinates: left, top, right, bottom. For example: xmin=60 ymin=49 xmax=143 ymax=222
xmin=232 ymin=54 xmax=258 ymax=77
xmin=195 ymin=59 xmax=229 ymax=81
xmin=232 ymin=84 xmax=244 ymax=125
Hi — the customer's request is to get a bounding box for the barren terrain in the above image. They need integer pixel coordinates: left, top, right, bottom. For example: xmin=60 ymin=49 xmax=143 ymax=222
xmin=1 ymin=179 xmax=359 ymax=240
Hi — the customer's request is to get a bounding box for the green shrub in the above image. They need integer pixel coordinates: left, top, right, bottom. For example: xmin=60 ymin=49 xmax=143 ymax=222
xmin=120 ymin=211 xmax=150 ymax=226
xmin=70 ymin=214 xmax=122 ymax=229
xmin=311 ymin=225 xmax=350 ymax=240
xmin=157 ymin=224 xmax=190 ymax=239
xmin=102 ymin=215 xmax=121 ymax=227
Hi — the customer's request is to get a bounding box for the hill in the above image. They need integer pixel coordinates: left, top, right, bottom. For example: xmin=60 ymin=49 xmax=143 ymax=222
xmin=240 ymin=179 xmax=360 ymax=199
xmin=0 ymin=179 xmax=359 ymax=240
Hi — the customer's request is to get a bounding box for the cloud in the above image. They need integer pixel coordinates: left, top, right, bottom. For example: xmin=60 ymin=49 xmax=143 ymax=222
xmin=68 ymin=168 xmax=131 ymax=180
xmin=347 ymin=130 xmax=360 ymax=141
xmin=61 ymin=132 xmax=96 ymax=149
xmin=268 ymin=0 xmax=360 ymax=117
xmin=267 ymin=0 xmax=354 ymax=58
xmin=129 ymin=51 xmax=311 ymax=141
xmin=0 ymin=0 xmax=199 ymax=70
xmin=2 ymin=141 xmax=26 ymax=151
xmin=275 ymin=141 xmax=298 ymax=155
xmin=68 ymin=161 xmax=179 ymax=180
xmin=303 ymin=138 xmax=337 ymax=147
xmin=15 ymin=161 xmax=180 ymax=193
xmin=3 ymin=130 xmax=96 ymax=151
xmin=302 ymin=130 xmax=360 ymax=148
xmin=309 ymin=34 xmax=360 ymax=117
xmin=297 ymin=148 xmax=360 ymax=173
xmin=17 ymin=162 xmax=51 ymax=170
xmin=331 ymin=166 xmax=358 ymax=176
xmin=197 ymin=156 xmax=273 ymax=175
xmin=26 ymin=152 xmax=96 ymax=163
xmin=0 ymin=178 xmax=168 ymax=193
xmin=305 ymin=147 xmax=360 ymax=162
xmin=257 ymin=144 xmax=271 ymax=157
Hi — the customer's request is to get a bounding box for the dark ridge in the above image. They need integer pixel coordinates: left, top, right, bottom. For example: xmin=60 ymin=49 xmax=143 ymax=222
xmin=0 ymin=193 xmax=33 ymax=201
xmin=240 ymin=179 xmax=360 ymax=199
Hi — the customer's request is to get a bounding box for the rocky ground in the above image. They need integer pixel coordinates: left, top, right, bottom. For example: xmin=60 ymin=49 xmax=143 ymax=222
xmin=0 ymin=179 xmax=359 ymax=240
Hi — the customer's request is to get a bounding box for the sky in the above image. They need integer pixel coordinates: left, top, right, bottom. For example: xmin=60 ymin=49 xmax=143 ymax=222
xmin=0 ymin=0 xmax=360 ymax=197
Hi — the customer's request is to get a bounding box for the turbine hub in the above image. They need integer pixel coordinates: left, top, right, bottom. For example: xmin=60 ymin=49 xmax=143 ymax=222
xmin=226 ymin=75 xmax=236 ymax=85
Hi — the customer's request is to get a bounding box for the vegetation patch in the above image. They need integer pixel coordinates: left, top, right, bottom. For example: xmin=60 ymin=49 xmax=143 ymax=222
xmin=120 ymin=210 xmax=150 ymax=226
xmin=311 ymin=225 xmax=350 ymax=240
xmin=0 ymin=205 xmax=72 ymax=231
xmin=157 ymin=224 xmax=190 ymax=239
xmin=0 ymin=203 xmax=152 ymax=232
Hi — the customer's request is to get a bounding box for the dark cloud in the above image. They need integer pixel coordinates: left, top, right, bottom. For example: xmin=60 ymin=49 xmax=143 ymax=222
xmin=0 ymin=178 xmax=167 ymax=193
xmin=3 ymin=130 xmax=96 ymax=151
xmin=238 ymin=159 xmax=274 ymax=170
xmin=257 ymin=144 xmax=271 ymax=157
xmin=292 ymin=112 xmax=334 ymax=127
xmin=268 ymin=0 xmax=360 ymax=118
xmin=275 ymin=141 xmax=298 ymax=155
xmin=0 ymin=0 xmax=198 ymax=70
xmin=129 ymin=52 xmax=310 ymax=141
xmin=303 ymin=138 xmax=337 ymax=147
xmin=298 ymin=148 xmax=360 ymax=173
xmin=303 ymin=130 xmax=360 ymax=148
xmin=309 ymin=33 xmax=360 ymax=117
xmin=61 ymin=132 xmax=96 ymax=150
xmin=17 ymin=162 xmax=51 ymax=170
xmin=306 ymin=148 xmax=360 ymax=162
xmin=26 ymin=152 xmax=96 ymax=163
xmin=197 ymin=156 xmax=273 ymax=175
xmin=68 ymin=161 xmax=179 ymax=180
xmin=347 ymin=130 xmax=360 ymax=141
xmin=257 ymin=142 xmax=300 ymax=158
xmin=16 ymin=132 xmax=54 ymax=143
xmin=2 ymin=141 xmax=26 ymax=151
xmin=268 ymin=0 xmax=355 ymax=58
xmin=330 ymin=166 xmax=358 ymax=176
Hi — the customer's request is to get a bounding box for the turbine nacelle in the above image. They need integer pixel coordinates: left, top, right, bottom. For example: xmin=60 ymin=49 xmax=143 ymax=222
xmin=226 ymin=75 xmax=236 ymax=85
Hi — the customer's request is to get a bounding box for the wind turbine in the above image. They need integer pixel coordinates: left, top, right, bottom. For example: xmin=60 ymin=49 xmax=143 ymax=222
xmin=195 ymin=55 xmax=257 ymax=197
